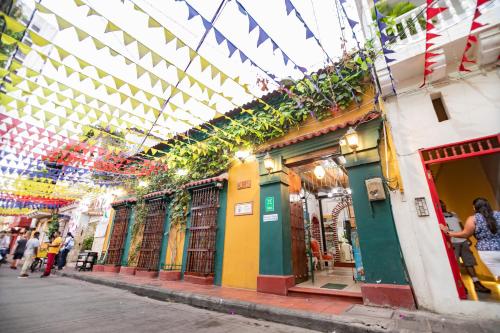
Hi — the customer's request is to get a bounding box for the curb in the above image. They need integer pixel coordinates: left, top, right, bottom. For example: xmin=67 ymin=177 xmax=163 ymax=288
xmin=61 ymin=272 xmax=394 ymax=333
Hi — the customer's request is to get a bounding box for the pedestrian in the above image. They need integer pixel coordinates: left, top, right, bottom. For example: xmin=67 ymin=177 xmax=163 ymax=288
xmin=440 ymin=201 xmax=490 ymax=293
xmin=440 ymin=197 xmax=500 ymax=280
xmin=41 ymin=231 xmax=62 ymax=278
xmin=0 ymin=231 xmax=11 ymax=264
xmin=57 ymin=232 xmax=74 ymax=270
xmin=10 ymin=232 xmax=29 ymax=270
xmin=19 ymin=232 xmax=40 ymax=278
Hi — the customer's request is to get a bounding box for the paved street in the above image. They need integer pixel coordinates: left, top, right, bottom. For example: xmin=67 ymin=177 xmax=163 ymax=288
xmin=0 ymin=267 xmax=316 ymax=333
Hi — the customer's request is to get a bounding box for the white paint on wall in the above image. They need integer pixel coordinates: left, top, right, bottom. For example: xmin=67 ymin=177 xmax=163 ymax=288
xmin=386 ymin=70 xmax=500 ymax=318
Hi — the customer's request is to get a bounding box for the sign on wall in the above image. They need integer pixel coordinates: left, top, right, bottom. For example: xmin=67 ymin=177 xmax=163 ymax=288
xmin=264 ymin=196 xmax=275 ymax=212
xmin=237 ymin=180 xmax=251 ymax=190
xmin=263 ymin=214 xmax=278 ymax=222
xmin=234 ymin=202 xmax=253 ymax=216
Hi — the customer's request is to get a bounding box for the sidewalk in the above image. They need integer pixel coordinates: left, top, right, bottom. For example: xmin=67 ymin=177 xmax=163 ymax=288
xmin=58 ymin=269 xmax=498 ymax=333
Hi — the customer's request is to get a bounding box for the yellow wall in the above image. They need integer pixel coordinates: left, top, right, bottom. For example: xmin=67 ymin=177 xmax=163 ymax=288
xmin=164 ymin=223 xmax=185 ymax=270
xmin=432 ymin=157 xmax=498 ymax=280
xmin=101 ymin=209 xmax=115 ymax=253
xmin=221 ymin=159 xmax=260 ymax=289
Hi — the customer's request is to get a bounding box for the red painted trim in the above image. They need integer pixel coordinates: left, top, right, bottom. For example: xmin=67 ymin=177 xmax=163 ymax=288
xmin=420 ymin=133 xmax=500 ymax=165
xmin=257 ymin=275 xmax=295 ymax=296
xmin=419 ymin=154 xmax=467 ymax=300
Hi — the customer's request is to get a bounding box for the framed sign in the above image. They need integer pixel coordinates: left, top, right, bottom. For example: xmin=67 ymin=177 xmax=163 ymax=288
xmin=234 ymin=202 xmax=253 ymax=216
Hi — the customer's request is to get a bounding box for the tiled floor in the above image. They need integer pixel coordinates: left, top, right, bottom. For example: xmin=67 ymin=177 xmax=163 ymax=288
xmin=73 ymin=270 xmax=360 ymax=315
xmin=295 ymin=267 xmax=362 ymax=293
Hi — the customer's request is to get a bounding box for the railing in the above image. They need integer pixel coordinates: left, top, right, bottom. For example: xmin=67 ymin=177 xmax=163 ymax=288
xmin=376 ymin=0 xmax=477 ymax=46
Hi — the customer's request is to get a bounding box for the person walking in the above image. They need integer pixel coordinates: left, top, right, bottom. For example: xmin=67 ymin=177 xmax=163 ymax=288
xmin=440 ymin=197 xmax=500 ymax=281
xmin=440 ymin=201 xmax=490 ymax=293
xmin=10 ymin=232 xmax=28 ymax=270
xmin=0 ymin=231 xmax=11 ymax=264
xmin=19 ymin=232 xmax=40 ymax=278
xmin=41 ymin=231 xmax=62 ymax=278
xmin=57 ymin=232 xmax=74 ymax=270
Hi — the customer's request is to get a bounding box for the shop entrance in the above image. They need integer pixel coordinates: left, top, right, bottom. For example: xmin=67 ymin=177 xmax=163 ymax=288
xmin=286 ymin=154 xmax=364 ymax=294
xmin=421 ymin=134 xmax=500 ymax=302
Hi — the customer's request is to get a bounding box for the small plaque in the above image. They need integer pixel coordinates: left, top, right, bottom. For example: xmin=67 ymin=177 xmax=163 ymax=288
xmin=237 ymin=180 xmax=251 ymax=190
xmin=263 ymin=213 xmax=278 ymax=222
xmin=234 ymin=202 xmax=253 ymax=216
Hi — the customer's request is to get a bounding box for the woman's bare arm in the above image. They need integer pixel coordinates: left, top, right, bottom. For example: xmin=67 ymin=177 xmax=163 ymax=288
xmin=441 ymin=216 xmax=475 ymax=238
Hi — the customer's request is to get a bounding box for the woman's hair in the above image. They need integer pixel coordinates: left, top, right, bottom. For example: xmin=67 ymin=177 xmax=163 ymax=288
xmin=473 ymin=197 xmax=497 ymax=234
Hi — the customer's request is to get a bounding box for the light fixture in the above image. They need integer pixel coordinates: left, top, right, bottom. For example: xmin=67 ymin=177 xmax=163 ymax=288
xmin=313 ymin=165 xmax=326 ymax=180
xmin=346 ymin=188 xmax=352 ymax=195
xmin=263 ymin=153 xmax=274 ymax=173
xmin=338 ymin=156 xmax=346 ymax=165
xmin=345 ymin=127 xmax=359 ymax=150
xmin=176 ymin=168 xmax=188 ymax=176
xmin=138 ymin=180 xmax=149 ymax=188
xmin=235 ymin=149 xmax=251 ymax=162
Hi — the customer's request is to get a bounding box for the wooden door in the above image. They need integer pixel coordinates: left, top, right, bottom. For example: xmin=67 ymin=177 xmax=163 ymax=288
xmin=136 ymin=198 xmax=167 ymax=271
xmin=290 ymin=201 xmax=308 ymax=283
xmin=106 ymin=205 xmax=131 ymax=266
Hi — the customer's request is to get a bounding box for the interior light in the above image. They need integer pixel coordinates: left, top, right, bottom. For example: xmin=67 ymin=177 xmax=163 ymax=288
xmin=235 ymin=149 xmax=251 ymax=162
xmin=345 ymin=127 xmax=359 ymax=150
xmin=328 ymin=192 xmax=333 ymax=198
xmin=338 ymin=156 xmax=347 ymax=165
xmin=346 ymin=188 xmax=352 ymax=195
xmin=313 ymin=165 xmax=326 ymax=180
xmin=176 ymin=168 xmax=188 ymax=177
xmin=263 ymin=153 xmax=274 ymax=173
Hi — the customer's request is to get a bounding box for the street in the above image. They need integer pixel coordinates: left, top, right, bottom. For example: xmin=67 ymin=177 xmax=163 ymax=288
xmin=0 ymin=267 xmax=316 ymax=333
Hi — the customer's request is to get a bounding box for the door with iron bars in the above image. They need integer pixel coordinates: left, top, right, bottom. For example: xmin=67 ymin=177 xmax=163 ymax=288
xmin=137 ymin=198 xmax=168 ymax=271
xmin=185 ymin=186 xmax=220 ymax=277
xmin=106 ymin=205 xmax=131 ymax=266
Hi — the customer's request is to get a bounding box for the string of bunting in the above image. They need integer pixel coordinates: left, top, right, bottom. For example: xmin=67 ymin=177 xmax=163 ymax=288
xmin=421 ymin=0 xmax=447 ymax=86
xmin=458 ymin=0 xmax=491 ymax=72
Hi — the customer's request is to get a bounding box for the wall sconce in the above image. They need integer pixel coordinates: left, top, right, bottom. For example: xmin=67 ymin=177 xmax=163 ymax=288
xmin=235 ymin=149 xmax=251 ymax=162
xmin=345 ymin=127 xmax=359 ymax=150
xmin=263 ymin=153 xmax=274 ymax=174
xmin=313 ymin=165 xmax=326 ymax=180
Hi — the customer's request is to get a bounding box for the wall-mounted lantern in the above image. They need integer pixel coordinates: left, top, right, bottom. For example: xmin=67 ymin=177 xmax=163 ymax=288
xmin=345 ymin=127 xmax=359 ymax=151
xmin=313 ymin=165 xmax=326 ymax=180
xmin=235 ymin=149 xmax=251 ymax=162
xmin=263 ymin=152 xmax=274 ymax=174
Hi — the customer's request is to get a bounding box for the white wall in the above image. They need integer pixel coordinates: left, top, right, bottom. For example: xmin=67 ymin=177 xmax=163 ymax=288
xmin=386 ymin=70 xmax=500 ymax=318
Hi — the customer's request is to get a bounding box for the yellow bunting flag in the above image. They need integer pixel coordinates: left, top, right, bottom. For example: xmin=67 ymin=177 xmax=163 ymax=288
xmin=29 ymin=31 xmax=50 ymax=47
xmin=1 ymin=12 xmax=26 ymax=33
xmin=1 ymin=34 xmax=17 ymax=45
xmin=75 ymin=27 xmax=89 ymax=42
xmin=137 ymin=43 xmax=150 ymax=59
xmin=56 ymin=47 xmax=71 ymax=61
xmin=164 ymin=29 xmax=175 ymax=43
xmin=123 ymin=32 xmax=135 ymax=46
xmin=55 ymin=16 xmax=72 ymax=31
xmin=104 ymin=21 xmax=121 ymax=34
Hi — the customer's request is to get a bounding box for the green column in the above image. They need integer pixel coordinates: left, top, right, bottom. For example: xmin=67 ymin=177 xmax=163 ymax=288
xmin=180 ymin=198 xmax=192 ymax=278
xmin=259 ymin=166 xmax=292 ymax=276
xmin=120 ymin=205 xmax=135 ymax=266
xmin=158 ymin=198 xmax=171 ymax=271
xmin=214 ymin=183 xmax=228 ymax=286
xmin=347 ymin=162 xmax=408 ymax=285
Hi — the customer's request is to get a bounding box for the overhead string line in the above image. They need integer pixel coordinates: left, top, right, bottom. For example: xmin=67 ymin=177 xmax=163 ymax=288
xmin=233 ymin=0 xmax=335 ymax=107
xmin=34 ymin=4 xmax=233 ymax=124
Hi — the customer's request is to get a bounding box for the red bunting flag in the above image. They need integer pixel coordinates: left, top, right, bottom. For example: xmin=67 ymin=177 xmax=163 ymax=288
xmin=421 ymin=2 xmax=447 ymax=86
xmin=459 ymin=0 xmax=491 ymax=72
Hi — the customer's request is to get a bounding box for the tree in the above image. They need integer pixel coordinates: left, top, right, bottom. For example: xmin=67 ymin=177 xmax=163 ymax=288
xmin=0 ymin=0 xmax=23 ymax=68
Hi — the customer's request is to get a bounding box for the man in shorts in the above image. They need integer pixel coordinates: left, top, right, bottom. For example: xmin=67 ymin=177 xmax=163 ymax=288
xmin=441 ymin=200 xmax=490 ymax=293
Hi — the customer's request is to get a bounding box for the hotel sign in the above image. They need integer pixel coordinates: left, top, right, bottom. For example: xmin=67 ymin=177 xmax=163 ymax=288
xmin=234 ymin=202 xmax=253 ymax=216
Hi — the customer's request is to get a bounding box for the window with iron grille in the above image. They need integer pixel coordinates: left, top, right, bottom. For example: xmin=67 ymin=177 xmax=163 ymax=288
xmin=105 ymin=205 xmax=132 ymax=266
xmin=136 ymin=198 xmax=167 ymax=271
xmin=185 ymin=186 xmax=220 ymax=277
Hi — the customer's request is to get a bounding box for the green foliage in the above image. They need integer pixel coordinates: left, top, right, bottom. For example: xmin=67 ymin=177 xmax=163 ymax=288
xmin=82 ymin=236 xmax=94 ymax=251
xmin=0 ymin=1 xmax=24 ymax=68
xmin=371 ymin=1 xmax=425 ymax=40
xmin=47 ymin=214 xmax=59 ymax=237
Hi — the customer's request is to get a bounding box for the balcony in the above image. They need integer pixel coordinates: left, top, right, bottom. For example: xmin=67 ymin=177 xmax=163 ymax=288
xmin=368 ymin=0 xmax=500 ymax=95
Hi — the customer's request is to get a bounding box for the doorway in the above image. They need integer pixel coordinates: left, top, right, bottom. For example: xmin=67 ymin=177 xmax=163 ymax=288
xmin=421 ymin=134 xmax=500 ymax=302
xmin=287 ymin=155 xmax=364 ymax=293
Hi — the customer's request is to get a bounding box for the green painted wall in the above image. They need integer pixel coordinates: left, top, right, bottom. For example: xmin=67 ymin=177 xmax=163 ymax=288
xmin=214 ymin=183 xmax=228 ymax=286
xmin=158 ymin=198 xmax=171 ymax=271
xmin=347 ymin=162 xmax=408 ymax=284
xmin=258 ymin=171 xmax=293 ymax=276
xmin=120 ymin=205 xmax=135 ymax=266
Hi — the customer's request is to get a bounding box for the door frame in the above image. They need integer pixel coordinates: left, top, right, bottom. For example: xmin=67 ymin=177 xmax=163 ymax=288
xmin=419 ymin=133 xmax=500 ymax=300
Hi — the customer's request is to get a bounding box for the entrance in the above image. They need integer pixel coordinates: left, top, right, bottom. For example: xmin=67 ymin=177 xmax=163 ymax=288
xmin=105 ymin=205 xmax=132 ymax=266
xmin=421 ymin=134 xmax=500 ymax=302
xmin=287 ymin=155 xmax=364 ymax=294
